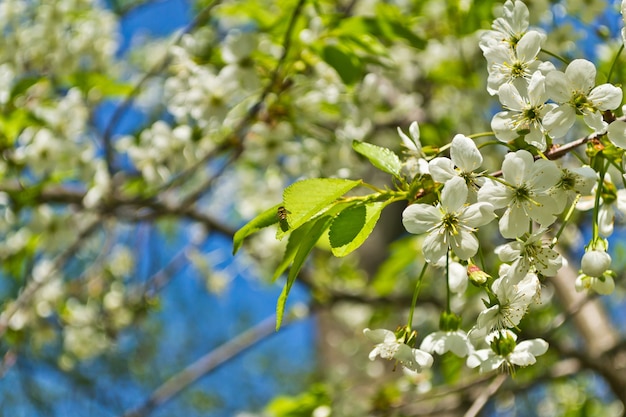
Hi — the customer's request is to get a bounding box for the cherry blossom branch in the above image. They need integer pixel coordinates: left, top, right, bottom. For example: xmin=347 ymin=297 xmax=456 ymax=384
xmin=101 ymin=0 xmax=224 ymax=177
xmin=0 ymin=216 xmax=101 ymax=338
xmin=155 ymin=0 xmax=308 ymax=195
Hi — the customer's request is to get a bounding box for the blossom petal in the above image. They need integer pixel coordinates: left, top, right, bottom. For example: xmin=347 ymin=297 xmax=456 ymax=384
xmin=583 ymin=110 xmax=607 ymax=134
xmin=491 ymin=111 xmax=520 ymax=142
xmin=363 ymin=328 xmax=396 ymax=344
xmin=441 ymin=176 xmax=468 ymax=212
xmin=428 ymin=157 xmax=456 ymax=183
xmin=466 ymin=349 xmax=491 ymax=369
xmin=564 ymin=59 xmax=596 ymax=93
xmin=528 ymin=159 xmax=561 ymax=191
xmin=450 ymin=134 xmax=482 ymax=172
xmin=502 ymin=150 xmax=533 ymax=186
xmin=448 ymin=261 xmax=468 ymax=294
xmin=498 ymin=84 xmax=525 ymax=111
xmin=543 ymin=105 xmax=576 ymax=138
xmin=402 ymin=204 xmax=441 ymax=234
xmin=461 ymin=202 xmax=495 ymax=228
xmin=477 ymin=180 xmax=511 ymax=208
xmin=495 ymin=241 xmax=522 ymax=262
xmin=422 ymin=230 xmax=449 ymax=263
xmin=598 ymin=204 xmax=615 ymax=237
xmin=450 ymin=228 xmax=479 ymax=260
xmin=515 ymin=338 xmax=548 ymax=357
xmin=527 ymin=71 xmax=547 ymax=105
xmin=500 ymin=205 xmax=529 ymax=238
xmin=395 ymin=344 xmax=433 ymax=372
xmin=607 ymin=120 xmax=626 ymax=148
xmin=617 ymin=189 xmax=626 ymax=214
xmin=588 ymin=84 xmax=623 ymax=111
xmin=524 ymin=125 xmax=546 ymax=151
xmin=420 ymin=331 xmax=470 ymax=357
xmin=516 ymin=31 xmax=543 ymax=62
xmin=545 ymin=70 xmax=571 ymax=103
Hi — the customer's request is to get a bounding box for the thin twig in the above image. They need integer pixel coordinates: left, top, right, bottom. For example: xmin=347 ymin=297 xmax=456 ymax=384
xmin=463 ymin=374 xmax=508 ymax=417
xmin=119 ymin=311 xmax=306 ymax=417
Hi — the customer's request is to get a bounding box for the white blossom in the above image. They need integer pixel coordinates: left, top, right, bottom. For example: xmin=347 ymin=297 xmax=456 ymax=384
xmin=420 ymin=330 xmax=471 ymax=357
xmin=467 ymin=330 xmax=548 ymax=373
xmin=449 ymin=261 xmax=468 ymax=294
xmin=428 ymin=134 xmax=485 ymax=196
xmin=549 ymin=166 xmax=597 ymax=213
xmin=476 ymin=267 xmax=540 ymax=332
xmin=580 ymin=249 xmax=611 ymax=278
xmin=495 ymin=229 xmax=562 ymax=279
xmin=491 ymin=71 xmax=556 ymax=150
xmin=543 ymin=59 xmax=623 ymax=136
xmin=403 ymin=177 xmax=495 ymax=263
xmin=479 ymin=0 xmax=530 ymax=52
xmin=478 ymin=150 xmax=561 ymax=238
xmin=483 ymin=31 xmax=552 ymax=96
xmin=398 ymin=122 xmax=429 ymax=177
xmin=607 ymin=120 xmax=626 ymax=149
xmin=575 ymin=274 xmax=615 ymax=295
xmin=363 ymin=328 xmax=434 ymax=373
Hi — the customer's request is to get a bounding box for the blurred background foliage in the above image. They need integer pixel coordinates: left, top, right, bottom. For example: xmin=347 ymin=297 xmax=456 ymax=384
xmin=0 ymin=0 xmax=625 ymax=416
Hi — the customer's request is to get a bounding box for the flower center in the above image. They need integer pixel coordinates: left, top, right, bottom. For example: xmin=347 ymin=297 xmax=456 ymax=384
xmin=571 ymin=90 xmax=590 ymax=114
xmin=490 ymin=332 xmax=517 ymax=356
xmin=513 ymin=185 xmax=531 ymax=202
xmin=441 ymin=212 xmax=460 ymax=235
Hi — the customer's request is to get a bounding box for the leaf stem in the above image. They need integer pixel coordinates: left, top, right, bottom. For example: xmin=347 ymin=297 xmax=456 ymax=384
xmin=552 ymin=193 xmax=580 ymax=247
xmin=445 ymin=251 xmax=451 ymax=314
xmin=407 ymin=262 xmax=429 ymax=329
xmin=540 ymin=48 xmax=569 ymax=65
xmin=607 ymin=43 xmax=624 ymax=84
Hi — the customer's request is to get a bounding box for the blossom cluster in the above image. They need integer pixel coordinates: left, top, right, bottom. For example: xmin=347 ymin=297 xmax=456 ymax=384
xmin=366 ymin=0 xmax=626 ymax=374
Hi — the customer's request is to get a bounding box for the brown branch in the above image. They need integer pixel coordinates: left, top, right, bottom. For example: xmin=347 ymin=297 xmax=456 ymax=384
xmin=0 ymin=182 xmax=237 ymax=237
xmin=463 ymin=374 xmax=507 ymax=417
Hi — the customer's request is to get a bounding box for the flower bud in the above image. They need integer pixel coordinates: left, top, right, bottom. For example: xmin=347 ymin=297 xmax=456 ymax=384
xmin=581 ymin=249 xmax=611 ymax=277
xmin=467 ymin=263 xmax=490 ymax=286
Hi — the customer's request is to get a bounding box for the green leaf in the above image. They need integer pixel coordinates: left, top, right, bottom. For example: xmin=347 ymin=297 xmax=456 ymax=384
xmin=272 ymin=221 xmax=314 ymax=281
xmin=278 ymin=178 xmax=361 ymax=239
xmin=329 ymin=201 xmax=388 ymax=257
xmin=321 ymin=44 xmax=363 ymax=85
xmin=276 ymin=215 xmax=332 ymax=330
xmin=352 ymin=140 xmax=402 ymax=179
xmin=233 ymin=204 xmax=281 ymax=254
xmin=66 ymin=71 xmax=134 ymax=97
xmin=0 ymin=109 xmax=36 ymax=147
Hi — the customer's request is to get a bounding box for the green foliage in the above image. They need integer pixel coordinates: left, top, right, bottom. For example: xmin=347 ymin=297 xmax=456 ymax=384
xmin=65 ymin=72 xmax=134 ymax=98
xmin=329 ymin=201 xmax=389 ymax=257
xmin=277 ymin=178 xmax=361 ymax=239
xmin=320 ymin=44 xmax=363 ymax=85
xmin=275 ymin=214 xmax=332 ymax=329
xmin=371 ymin=236 xmax=419 ymax=296
xmin=264 ymin=384 xmax=330 ymax=417
xmin=352 ymin=140 xmax=402 ymax=180
xmin=233 ymin=204 xmax=281 ymax=254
